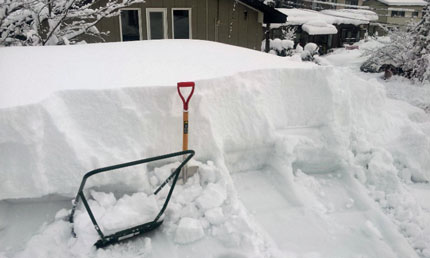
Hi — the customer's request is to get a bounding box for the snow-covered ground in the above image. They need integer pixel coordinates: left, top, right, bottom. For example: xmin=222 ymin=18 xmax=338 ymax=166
xmin=320 ymin=37 xmax=430 ymax=113
xmin=1 ymin=39 xmax=429 ymax=258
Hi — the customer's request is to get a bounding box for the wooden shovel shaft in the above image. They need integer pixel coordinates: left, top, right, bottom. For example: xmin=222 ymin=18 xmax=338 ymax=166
xmin=183 ymin=111 xmax=189 ymax=151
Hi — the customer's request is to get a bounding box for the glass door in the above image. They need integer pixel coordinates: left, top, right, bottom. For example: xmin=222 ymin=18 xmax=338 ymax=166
xmin=146 ymin=9 xmax=167 ymax=40
xmin=172 ymin=9 xmax=192 ymax=39
xmin=120 ymin=9 xmax=141 ymax=41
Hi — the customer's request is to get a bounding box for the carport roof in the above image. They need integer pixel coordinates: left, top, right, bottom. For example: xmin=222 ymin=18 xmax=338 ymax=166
xmin=239 ymin=0 xmax=288 ymax=23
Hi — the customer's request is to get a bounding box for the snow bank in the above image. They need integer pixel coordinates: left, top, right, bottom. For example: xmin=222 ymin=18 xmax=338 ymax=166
xmin=0 ymin=40 xmax=308 ymax=108
xmin=1 ymin=55 xmax=429 ymax=201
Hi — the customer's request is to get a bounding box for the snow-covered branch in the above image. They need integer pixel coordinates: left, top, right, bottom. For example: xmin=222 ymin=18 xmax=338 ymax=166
xmin=0 ymin=0 xmax=144 ymax=46
xmin=361 ymin=4 xmax=430 ymax=83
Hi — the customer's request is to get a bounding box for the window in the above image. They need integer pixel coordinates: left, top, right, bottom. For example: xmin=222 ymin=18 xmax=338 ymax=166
xmin=412 ymin=11 xmax=419 ymax=17
xmin=172 ymin=9 xmax=192 ymax=39
xmin=120 ymin=9 xmax=141 ymax=41
xmin=391 ymin=11 xmax=405 ymax=17
xmin=345 ymin=0 xmax=358 ymax=5
xmin=146 ymin=8 xmax=167 ymax=40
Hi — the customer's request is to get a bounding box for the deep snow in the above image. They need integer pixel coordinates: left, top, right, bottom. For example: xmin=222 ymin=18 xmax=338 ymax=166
xmin=1 ymin=40 xmax=430 ymax=258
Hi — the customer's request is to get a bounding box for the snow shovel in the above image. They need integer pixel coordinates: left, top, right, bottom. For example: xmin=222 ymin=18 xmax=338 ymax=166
xmin=177 ymin=82 xmax=198 ymax=183
xmin=69 ymin=150 xmax=195 ymax=248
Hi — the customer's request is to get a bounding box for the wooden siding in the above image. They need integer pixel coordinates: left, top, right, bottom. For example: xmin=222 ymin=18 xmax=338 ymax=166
xmin=93 ymin=0 xmax=263 ymax=50
xmin=364 ymin=0 xmax=424 ymax=25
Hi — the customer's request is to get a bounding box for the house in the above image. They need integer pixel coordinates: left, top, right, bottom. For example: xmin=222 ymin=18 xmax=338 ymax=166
xmin=270 ymin=8 xmax=378 ymax=53
xmin=363 ymin=0 xmax=427 ymax=35
xmin=320 ymin=9 xmax=379 ymax=42
xmin=90 ymin=0 xmax=286 ymax=50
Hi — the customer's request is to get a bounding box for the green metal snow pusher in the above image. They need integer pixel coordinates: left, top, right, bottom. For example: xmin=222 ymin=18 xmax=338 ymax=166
xmin=69 ymin=150 xmax=195 ymax=248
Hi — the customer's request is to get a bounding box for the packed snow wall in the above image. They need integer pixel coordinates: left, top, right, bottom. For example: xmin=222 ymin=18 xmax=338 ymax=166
xmin=1 ymin=66 xmax=429 ymax=200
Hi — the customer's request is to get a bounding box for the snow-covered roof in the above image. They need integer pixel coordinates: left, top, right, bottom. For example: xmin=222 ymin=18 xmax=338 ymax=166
xmin=375 ymin=0 xmax=427 ymax=6
xmin=320 ymin=9 xmax=379 ymax=22
xmin=302 ymin=20 xmax=338 ymax=35
xmin=276 ymin=8 xmax=374 ymax=26
xmin=270 ymin=8 xmax=376 ymax=35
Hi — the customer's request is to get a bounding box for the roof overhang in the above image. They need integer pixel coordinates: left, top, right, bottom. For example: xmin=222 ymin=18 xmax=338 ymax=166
xmin=238 ymin=0 xmax=287 ymax=23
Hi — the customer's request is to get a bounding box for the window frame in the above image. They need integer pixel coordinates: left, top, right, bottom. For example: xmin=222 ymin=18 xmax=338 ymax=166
xmin=171 ymin=8 xmax=192 ymax=39
xmin=391 ymin=10 xmax=405 ymax=17
xmin=146 ymin=8 xmax=168 ymax=40
xmin=119 ymin=8 xmax=143 ymax=42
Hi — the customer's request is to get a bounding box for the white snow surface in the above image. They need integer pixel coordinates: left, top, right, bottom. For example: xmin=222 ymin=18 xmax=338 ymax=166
xmin=0 ymin=40 xmax=309 ymax=108
xmin=1 ymin=40 xmax=430 ymax=258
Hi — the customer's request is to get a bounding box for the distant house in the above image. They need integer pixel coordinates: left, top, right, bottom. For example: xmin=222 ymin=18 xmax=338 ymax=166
xmin=363 ymin=0 xmax=427 ymax=35
xmin=270 ymin=8 xmax=378 ymax=53
xmin=89 ymin=0 xmax=286 ymax=50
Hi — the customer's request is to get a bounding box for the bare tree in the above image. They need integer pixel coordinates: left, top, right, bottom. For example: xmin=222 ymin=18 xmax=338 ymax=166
xmin=0 ymin=0 xmax=144 ymax=46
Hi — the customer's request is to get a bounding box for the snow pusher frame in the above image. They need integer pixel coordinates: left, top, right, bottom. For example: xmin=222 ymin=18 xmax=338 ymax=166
xmin=69 ymin=150 xmax=195 ymax=248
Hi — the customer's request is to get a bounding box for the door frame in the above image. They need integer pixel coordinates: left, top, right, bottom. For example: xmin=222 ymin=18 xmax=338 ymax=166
xmin=146 ymin=8 xmax=168 ymax=40
xmin=119 ymin=8 xmax=143 ymax=41
xmin=171 ymin=8 xmax=192 ymax=39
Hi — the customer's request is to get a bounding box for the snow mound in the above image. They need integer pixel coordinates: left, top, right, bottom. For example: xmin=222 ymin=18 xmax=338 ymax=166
xmin=1 ymin=60 xmax=429 ymax=200
xmin=0 ymin=40 xmax=309 ymax=108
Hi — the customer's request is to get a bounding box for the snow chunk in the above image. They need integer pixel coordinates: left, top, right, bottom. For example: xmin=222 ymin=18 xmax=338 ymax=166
xmin=174 ymin=217 xmax=204 ymax=244
xmin=199 ymin=161 xmax=218 ymax=185
xmin=90 ymin=190 xmax=116 ymax=208
xmin=93 ymin=192 xmax=159 ymax=233
xmin=195 ymin=183 xmax=227 ymax=211
xmin=205 ymin=207 xmax=225 ymax=225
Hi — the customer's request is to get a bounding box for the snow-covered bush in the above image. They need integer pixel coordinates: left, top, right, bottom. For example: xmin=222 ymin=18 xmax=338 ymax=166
xmin=301 ymin=42 xmax=319 ymax=61
xmin=281 ymin=25 xmax=297 ymax=41
xmin=262 ymin=25 xmax=297 ymax=57
xmin=361 ymin=26 xmax=413 ymax=74
xmin=295 ymin=43 xmax=303 ymax=53
xmin=361 ymin=5 xmax=430 ymax=83
xmin=405 ymin=5 xmax=430 ymax=83
xmin=262 ymin=38 xmax=295 ymax=56
xmin=0 ymin=0 xmax=144 ymax=46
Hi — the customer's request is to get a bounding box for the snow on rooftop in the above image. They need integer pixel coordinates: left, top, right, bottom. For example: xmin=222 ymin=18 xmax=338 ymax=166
xmin=321 ymin=9 xmax=379 ymax=22
xmin=274 ymin=8 xmax=374 ymax=28
xmin=0 ymin=40 xmax=310 ymax=108
xmin=302 ymin=20 xmax=338 ymax=35
xmin=375 ymin=0 xmax=427 ymax=6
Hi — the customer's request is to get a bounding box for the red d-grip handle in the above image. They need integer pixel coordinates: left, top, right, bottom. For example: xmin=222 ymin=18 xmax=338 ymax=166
xmin=177 ymin=82 xmax=195 ymax=111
